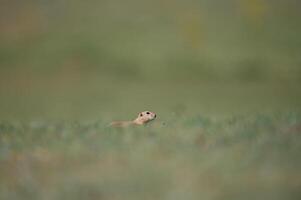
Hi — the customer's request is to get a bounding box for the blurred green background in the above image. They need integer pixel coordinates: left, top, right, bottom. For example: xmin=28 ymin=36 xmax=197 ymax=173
xmin=1 ymin=0 xmax=301 ymax=120
xmin=1 ymin=1 xmax=301 ymax=200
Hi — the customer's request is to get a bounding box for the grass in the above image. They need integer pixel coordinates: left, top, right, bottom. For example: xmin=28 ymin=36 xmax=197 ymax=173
xmin=1 ymin=1 xmax=301 ymax=199
xmin=1 ymin=113 xmax=301 ymax=200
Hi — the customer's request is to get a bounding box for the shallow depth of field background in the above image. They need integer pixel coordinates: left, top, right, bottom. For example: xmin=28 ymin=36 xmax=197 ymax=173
xmin=1 ymin=0 xmax=301 ymax=120
xmin=0 ymin=0 xmax=301 ymax=200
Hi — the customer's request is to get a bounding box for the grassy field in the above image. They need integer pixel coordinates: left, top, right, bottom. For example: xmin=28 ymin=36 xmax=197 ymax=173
xmin=1 ymin=113 xmax=301 ymax=200
xmin=1 ymin=0 xmax=301 ymax=199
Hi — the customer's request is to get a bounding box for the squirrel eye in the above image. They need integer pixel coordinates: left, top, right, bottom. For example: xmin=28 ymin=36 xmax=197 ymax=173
xmin=140 ymin=113 xmax=143 ymax=117
xmin=146 ymin=112 xmax=150 ymax=115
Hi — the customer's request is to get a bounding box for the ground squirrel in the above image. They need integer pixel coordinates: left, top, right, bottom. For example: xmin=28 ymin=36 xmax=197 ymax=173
xmin=110 ymin=111 xmax=157 ymax=127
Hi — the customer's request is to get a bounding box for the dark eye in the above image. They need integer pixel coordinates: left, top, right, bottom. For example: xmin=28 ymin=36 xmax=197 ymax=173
xmin=146 ymin=112 xmax=150 ymax=115
xmin=140 ymin=113 xmax=143 ymax=117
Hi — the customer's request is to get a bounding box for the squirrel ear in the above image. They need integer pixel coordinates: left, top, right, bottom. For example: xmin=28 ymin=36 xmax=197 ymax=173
xmin=139 ymin=113 xmax=143 ymax=117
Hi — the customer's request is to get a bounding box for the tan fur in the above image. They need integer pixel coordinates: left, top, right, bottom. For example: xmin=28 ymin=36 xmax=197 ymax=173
xmin=110 ymin=111 xmax=156 ymax=127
